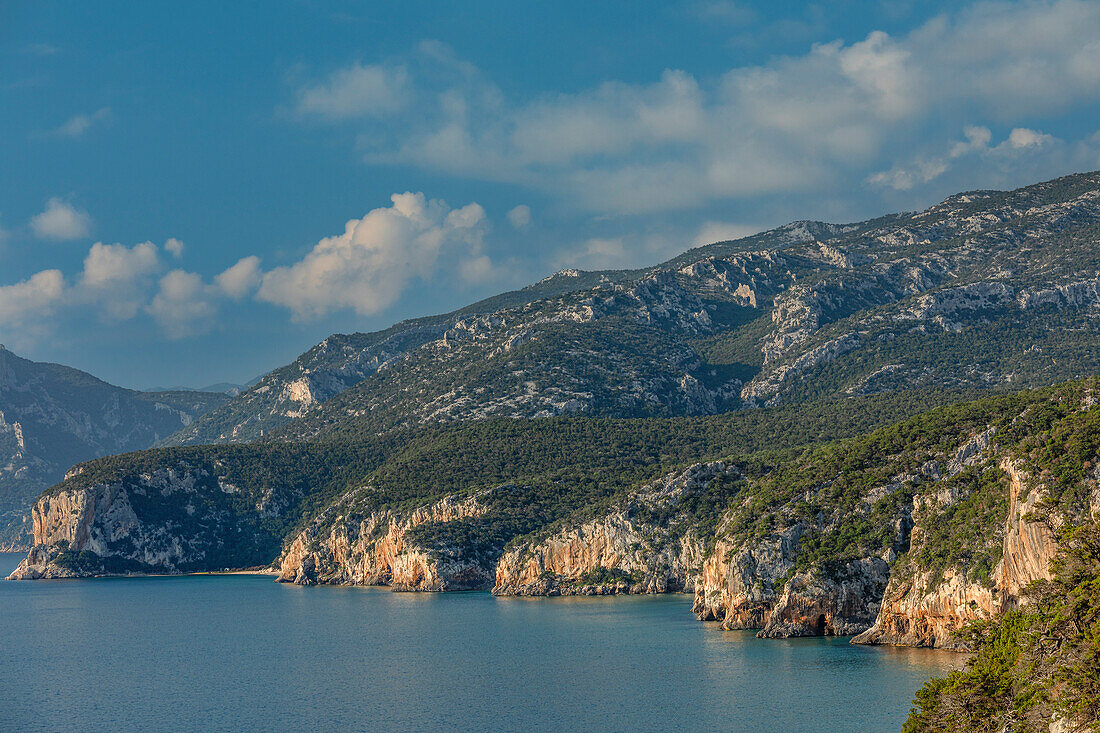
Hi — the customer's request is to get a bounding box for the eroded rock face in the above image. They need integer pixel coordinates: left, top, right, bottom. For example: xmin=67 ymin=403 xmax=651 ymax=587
xmin=692 ymin=531 xmax=799 ymax=628
xmin=850 ymin=567 xmax=999 ymax=649
xmin=8 ymin=486 xmax=140 ymax=580
xmin=0 ymin=345 xmax=230 ymax=550
xmin=7 ymin=463 xmax=295 ymax=580
xmin=758 ymin=558 xmax=890 ymax=638
xmin=852 ymin=459 xmax=1057 ymax=648
xmin=277 ymin=493 xmax=491 ymax=591
xmin=690 ymin=529 xmax=888 ymax=638
xmin=492 ymin=462 xmax=731 ymax=596
xmin=7 ymin=545 xmax=82 ymax=580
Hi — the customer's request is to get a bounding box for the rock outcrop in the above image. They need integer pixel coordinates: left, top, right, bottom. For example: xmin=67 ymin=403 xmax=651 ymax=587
xmin=7 ymin=455 xmax=317 ymax=580
xmin=690 ymin=528 xmax=890 ymax=638
xmin=0 ymin=345 xmax=229 ymax=549
xmin=493 ymin=463 xmax=731 ymax=596
xmin=852 ymin=458 xmax=1057 ymax=648
xmin=277 ymin=492 xmax=492 ymax=591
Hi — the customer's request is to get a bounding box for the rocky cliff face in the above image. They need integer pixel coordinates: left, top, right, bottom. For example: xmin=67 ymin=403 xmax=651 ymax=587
xmin=276 ymin=491 xmax=491 ymax=591
xmin=5 ymin=450 xmax=331 ymax=580
xmin=11 ymin=384 xmax=1087 ymax=654
xmin=852 ymin=458 xmax=1057 ymax=648
xmin=691 ymin=529 xmax=890 ymax=638
xmin=9 ymin=482 xmax=171 ymax=580
xmin=493 ymin=463 xmax=730 ymax=596
xmin=170 ymin=172 xmax=1100 ymax=449
xmin=0 ymin=346 xmax=229 ymax=549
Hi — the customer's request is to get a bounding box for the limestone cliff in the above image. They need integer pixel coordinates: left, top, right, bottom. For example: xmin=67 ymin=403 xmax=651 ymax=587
xmin=277 ymin=491 xmax=491 ymax=591
xmin=492 ymin=463 xmax=731 ymax=596
xmin=690 ymin=527 xmax=890 ymax=638
xmin=852 ymin=458 xmax=1057 ymax=648
xmin=7 ymin=453 xmax=319 ymax=580
xmin=0 ymin=345 xmax=230 ymax=550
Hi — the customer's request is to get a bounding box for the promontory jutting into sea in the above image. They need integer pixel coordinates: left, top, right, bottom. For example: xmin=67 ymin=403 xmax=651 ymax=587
xmin=5 ymin=2 xmax=1100 ymax=730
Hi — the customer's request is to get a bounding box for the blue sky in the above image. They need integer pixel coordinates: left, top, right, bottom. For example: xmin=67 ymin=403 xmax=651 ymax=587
xmin=4 ymin=0 xmax=1100 ymax=389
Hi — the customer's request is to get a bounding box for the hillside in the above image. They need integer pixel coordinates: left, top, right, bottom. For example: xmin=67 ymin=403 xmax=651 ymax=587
xmin=8 ymin=387 xmax=971 ymax=577
xmin=0 ymin=346 xmax=230 ymax=549
xmin=11 ymin=378 xmax=1100 ymax=662
xmin=164 ymin=171 xmax=1100 ymax=447
xmin=904 ymin=518 xmax=1100 ymax=732
xmin=9 ymin=172 xmax=1100 ymax=680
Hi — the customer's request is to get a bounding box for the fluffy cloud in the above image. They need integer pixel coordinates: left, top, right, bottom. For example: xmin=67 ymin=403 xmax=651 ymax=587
xmin=296 ymin=63 xmax=409 ymax=118
xmin=52 ymin=107 xmax=111 ymax=138
xmin=30 ymin=198 xmax=92 ymax=240
xmin=869 ymin=125 xmax=1060 ymax=191
xmin=297 ymin=1 xmax=1100 ymax=214
xmin=506 ymin=205 xmax=531 ymax=229
xmin=148 ymin=270 xmax=218 ymax=338
xmin=164 ymin=237 xmax=185 ymax=258
xmin=1 ymin=192 xmax=501 ymax=343
xmin=215 ymin=256 xmax=262 ymax=299
xmin=257 ymin=192 xmax=488 ymax=320
xmin=1007 ymin=127 xmax=1055 ymax=148
xmin=0 ymin=270 xmax=65 ymax=330
xmin=554 ymin=229 xmax=689 ymax=270
xmin=76 ymin=241 xmax=162 ymax=319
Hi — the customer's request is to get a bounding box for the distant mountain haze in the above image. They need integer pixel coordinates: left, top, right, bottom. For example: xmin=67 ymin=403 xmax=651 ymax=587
xmin=0 ymin=347 xmax=230 ymax=548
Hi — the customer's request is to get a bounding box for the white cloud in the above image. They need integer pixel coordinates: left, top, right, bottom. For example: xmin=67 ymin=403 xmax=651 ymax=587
xmin=0 ymin=270 xmax=65 ymax=329
xmin=76 ymin=241 xmax=161 ymax=319
xmin=506 ymin=205 xmax=531 ymax=228
xmin=164 ymin=237 xmax=185 ymax=258
xmin=949 ymin=125 xmax=994 ymax=157
xmin=297 ymin=1 xmax=1100 ymax=214
xmin=148 ymin=270 xmax=218 ymax=338
xmin=0 ymin=240 xmax=258 ymax=343
xmin=1007 ymin=127 xmax=1054 ymax=148
xmin=296 ymin=63 xmax=409 ymax=119
xmin=693 ymin=221 xmax=762 ymax=246
xmin=869 ymin=125 xmax=1061 ymax=190
xmin=567 ymin=238 xmax=627 ymax=269
xmin=867 ymin=157 xmax=950 ymax=191
xmin=30 ymin=198 xmax=92 ymax=240
xmin=52 ymin=107 xmax=111 ymax=138
xmin=216 ymin=256 xmax=262 ymax=299
xmin=458 ymin=255 xmax=495 ymax=283
xmin=554 ymin=229 xmax=687 ymax=271
xmin=257 ymin=192 xmax=488 ymax=320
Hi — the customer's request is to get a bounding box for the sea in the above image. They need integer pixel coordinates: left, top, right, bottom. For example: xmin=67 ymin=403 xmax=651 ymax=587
xmin=0 ymin=553 xmax=961 ymax=732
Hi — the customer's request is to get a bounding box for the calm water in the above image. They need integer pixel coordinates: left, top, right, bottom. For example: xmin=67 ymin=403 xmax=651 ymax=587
xmin=0 ymin=553 xmax=959 ymax=732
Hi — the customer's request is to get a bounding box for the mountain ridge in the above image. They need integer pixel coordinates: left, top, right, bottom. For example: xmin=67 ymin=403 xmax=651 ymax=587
xmin=9 ymin=172 xmax=1100 ymax=675
xmin=165 ymin=170 xmax=1100 ymax=446
xmin=0 ymin=346 xmax=230 ymax=549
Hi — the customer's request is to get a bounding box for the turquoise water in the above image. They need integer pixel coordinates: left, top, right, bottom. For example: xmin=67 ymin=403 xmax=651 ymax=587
xmin=0 ymin=553 xmax=959 ymax=732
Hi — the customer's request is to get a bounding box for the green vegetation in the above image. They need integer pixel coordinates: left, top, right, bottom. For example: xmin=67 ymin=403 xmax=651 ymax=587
xmin=46 ymin=378 xmax=1100 ymax=588
xmin=904 ymin=519 xmax=1100 ymax=733
xmin=574 ymin=566 xmax=641 ymax=586
xmin=44 ymin=386 xmax=978 ymax=571
xmin=910 ymin=464 xmax=1009 ymax=587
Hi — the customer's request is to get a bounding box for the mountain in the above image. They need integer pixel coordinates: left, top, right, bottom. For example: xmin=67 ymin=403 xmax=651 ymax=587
xmin=9 ymin=171 xmax=1100 ymax=669
xmin=8 ymin=379 xmax=1094 ymax=652
xmin=0 ymin=346 xmax=231 ymax=549
xmin=163 ymin=266 xmax=641 ymax=444
xmin=144 ymin=381 xmax=252 ymax=397
xmin=165 ymin=171 xmax=1100 ymax=446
